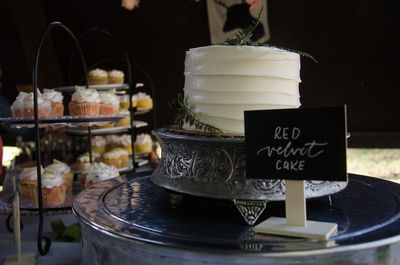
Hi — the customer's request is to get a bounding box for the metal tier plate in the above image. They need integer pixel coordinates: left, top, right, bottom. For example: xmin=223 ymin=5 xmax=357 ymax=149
xmin=65 ymin=121 xmax=148 ymax=135
xmin=0 ymin=114 xmax=128 ymax=127
xmin=73 ymin=172 xmax=400 ymax=265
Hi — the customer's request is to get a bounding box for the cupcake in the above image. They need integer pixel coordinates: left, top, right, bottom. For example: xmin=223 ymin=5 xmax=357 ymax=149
xmin=18 ymin=166 xmax=42 ymax=200
xmin=118 ymin=134 xmax=132 ymax=155
xmin=118 ymin=94 xmax=132 ymax=110
xmin=42 ymin=89 xmax=64 ymax=116
xmin=105 ymin=135 xmax=121 ymax=151
xmin=134 ymin=133 xmax=152 ymax=153
xmin=115 ymin=109 xmax=131 ymax=127
xmin=88 ymin=68 xmax=108 ymax=85
xmin=99 ymin=89 xmax=119 ymax=115
xmin=11 ymin=92 xmax=29 ymax=117
xmin=69 ymin=87 xmax=100 ymax=116
xmin=45 ymin=159 xmax=73 ymax=192
xmin=91 ymin=136 xmax=106 ymax=154
xmin=82 ymin=162 xmax=119 ymax=189
xmin=21 ymin=91 xmax=52 ymax=118
xmin=103 ymin=148 xmax=129 ymax=168
xmin=34 ymin=169 xmax=66 ymax=207
xmin=76 ymin=151 xmax=101 ymax=172
xmin=132 ymin=92 xmax=153 ymax=109
xmin=108 ymin=70 xmax=125 ymax=84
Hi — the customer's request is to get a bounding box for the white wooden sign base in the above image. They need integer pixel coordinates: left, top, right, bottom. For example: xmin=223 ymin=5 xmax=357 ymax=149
xmin=4 ymin=253 xmax=36 ymax=265
xmin=255 ymin=180 xmax=337 ymax=240
xmin=254 ymin=217 xmax=337 ymax=240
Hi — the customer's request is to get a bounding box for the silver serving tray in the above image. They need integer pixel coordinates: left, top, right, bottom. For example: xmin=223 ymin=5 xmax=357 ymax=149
xmin=151 ymin=128 xmax=348 ymax=224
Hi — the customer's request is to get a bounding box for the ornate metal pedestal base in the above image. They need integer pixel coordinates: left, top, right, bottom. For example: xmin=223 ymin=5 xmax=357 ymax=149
xmin=151 ymin=128 xmax=347 ymax=225
xmin=233 ymin=199 xmax=267 ymax=225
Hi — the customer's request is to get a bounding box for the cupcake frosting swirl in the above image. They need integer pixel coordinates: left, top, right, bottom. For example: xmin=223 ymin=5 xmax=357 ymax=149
xmin=99 ymin=89 xmax=119 ymax=105
xmin=118 ymin=94 xmax=130 ymax=103
xmin=46 ymin=159 xmax=71 ymax=175
xmin=23 ymin=91 xmax=46 ymax=107
xmin=135 ymin=133 xmax=152 ymax=145
xmin=42 ymin=89 xmax=63 ymax=103
xmin=71 ymin=87 xmax=100 ymax=103
xmin=108 ymin=70 xmax=124 ymax=78
xmin=103 ymin=148 xmax=128 ymax=159
xmin=91 ymin=136 xmax=106 ymax=147
xmin=89 ymin=68 xmax=108 ymax=77
xmin=132 ymin=92 xmax=151 ymax=101
xmin=106 ymin=135 xmax=120 ymax=145
xmin=119 ymin=134 xmax=131 ymax=146
xmin=18 ymin=166 xmax=43 ymax=182
xmin=77 ymin=151 xmax=101 ymax=163
xmin=85 ymin=162 xmax=119 ymax=185
xmin=12 ymin=92 xmax=29 ymax=108
xmin=41 ymin=169 xmax=65 ymax=188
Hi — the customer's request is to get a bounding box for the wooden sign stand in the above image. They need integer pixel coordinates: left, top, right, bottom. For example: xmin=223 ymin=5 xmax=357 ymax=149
xmin=4 ymin=191 xmax=36 ymax=265
xmin=255 ymin=180 xmax=337 ymax=240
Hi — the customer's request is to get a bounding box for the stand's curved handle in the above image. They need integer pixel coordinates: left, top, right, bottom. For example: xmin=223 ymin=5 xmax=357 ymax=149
xmin=32 ymin=21 xmax=89 ymax=256
xmin=67 ymin=27 xmax=132 ymax=86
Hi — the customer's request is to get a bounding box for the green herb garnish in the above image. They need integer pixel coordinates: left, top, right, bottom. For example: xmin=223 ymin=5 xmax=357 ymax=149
xmin=169 ymin=93 xmax=222 ymax=135
xmin=51 ymin=219 xmax=80 ymax=242
xmin=218 ymin=6 xmax=317 ymax=63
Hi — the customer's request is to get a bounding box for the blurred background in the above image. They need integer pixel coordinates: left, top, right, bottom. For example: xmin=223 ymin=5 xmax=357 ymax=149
xmin=0 ymin=0 xmax=399 ymax=183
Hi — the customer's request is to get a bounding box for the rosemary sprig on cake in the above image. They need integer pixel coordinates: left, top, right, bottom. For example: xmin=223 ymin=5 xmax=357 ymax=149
xmin=218 ymin=6 xmax=317 ymax=63
xmin=169 ymin=94 xmax=222 ymax=135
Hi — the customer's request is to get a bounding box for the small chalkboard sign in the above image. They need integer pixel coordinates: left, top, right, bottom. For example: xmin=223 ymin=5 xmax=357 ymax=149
xmin=244 ymin=106 xmax=347 ymax=181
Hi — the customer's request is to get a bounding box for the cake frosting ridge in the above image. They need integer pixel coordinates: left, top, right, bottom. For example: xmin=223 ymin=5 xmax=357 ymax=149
xmin=183 ymin=45 xmax=302 ymax=135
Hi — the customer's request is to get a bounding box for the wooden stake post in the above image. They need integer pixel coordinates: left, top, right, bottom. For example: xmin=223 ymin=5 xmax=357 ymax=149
xmin=4 ymin=179 xmax=36 ymax=265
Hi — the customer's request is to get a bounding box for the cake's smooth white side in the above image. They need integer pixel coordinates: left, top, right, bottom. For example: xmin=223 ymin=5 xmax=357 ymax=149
xmin=183 ymin=45 xmax=301 ymax=135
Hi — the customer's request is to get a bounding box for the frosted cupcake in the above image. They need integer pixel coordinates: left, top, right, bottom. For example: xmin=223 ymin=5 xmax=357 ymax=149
xmin=116 ymin=109 xmax=131 ymax=127
xmin=118 ymin=94 xmax=132 ymax=109
xmin=132 ymin=92 xmax=153 ymax=109
xmin=42 ymin=89 xmax=64 ymax=116
xmin=99 ymin=89 xmax=119 ymax=115
xmin=34 ymin=169 xmax=66 ymax=207
xmin=105 ymin=135 xmax=121 ymax=151
xmin=134 ymin=133 xmax=152 ymax=153
xmin=91 ymin=136 xmax=106 ymax=154
xmin=11 ymin=92 xmax=29 ymax=117
xmin=18 ymin=166 xmax=42 ymax=200
xmin=45 ymin=159 xmax=73 ymax=192
xmin=108 ymin=70 xmax=125 ymax=84
xmin=119 ymin=134 xmax=132 ymax=155
xmin=82 ymin=162 xmax=119 ymax=189
xmin=20 ymin=91 xmax=52 ymax=118
xmin=76 ymin=151 xmax=101 ymax=172
xmin=69 ymin=87 xmax=100 ymax=116
xmin=88 ymin=68 xmax=108 ymax=85
xmin=103 ymin=148 xmax=129 ymax=168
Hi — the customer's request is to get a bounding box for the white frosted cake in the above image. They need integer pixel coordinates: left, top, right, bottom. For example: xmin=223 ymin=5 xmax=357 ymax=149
xmin=183 ymin=45 xmax=301 ymax=135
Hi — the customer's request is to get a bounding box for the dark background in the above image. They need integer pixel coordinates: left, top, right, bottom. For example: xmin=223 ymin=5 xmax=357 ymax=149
xmin=0 ymin=0 xmax=399 ymax=147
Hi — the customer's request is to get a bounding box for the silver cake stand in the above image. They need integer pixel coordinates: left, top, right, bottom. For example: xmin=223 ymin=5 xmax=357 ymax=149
xmin=151 ymin=128 xmax=348 ymax=225
xmin=73 ymin=172 xmax=400 ymax=265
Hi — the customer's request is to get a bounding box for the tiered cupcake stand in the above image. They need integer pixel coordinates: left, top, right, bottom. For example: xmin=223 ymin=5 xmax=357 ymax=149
xmin=0 ymin=21 xmax=144 ymax=255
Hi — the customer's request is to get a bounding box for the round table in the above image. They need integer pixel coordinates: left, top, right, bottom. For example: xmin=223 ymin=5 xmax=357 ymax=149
xmin=73 ymin=171 xmax=400 ymax=265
